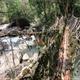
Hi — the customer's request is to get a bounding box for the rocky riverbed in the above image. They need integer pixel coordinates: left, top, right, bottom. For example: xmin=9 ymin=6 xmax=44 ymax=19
xmin=0 ymin=36 xmax=40 ymax=80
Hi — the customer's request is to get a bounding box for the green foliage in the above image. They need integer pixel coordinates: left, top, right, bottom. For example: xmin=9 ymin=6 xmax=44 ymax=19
xmin=74 ymin=4 xmax=80 ymax=17
xmin=4 ymin=0 xmax=35 ymax=22
xmin=29 ymin=0 xmax=58 ymax=26
xmin=5 ymin=0 xmax=21 ymax=21
xmin=0 ymin=0 xmax=80 ymax=24
xmin=0 ymin=0 xmax=8 ymax=23
xmin=57 ymin=0 xmax=76 ymax=17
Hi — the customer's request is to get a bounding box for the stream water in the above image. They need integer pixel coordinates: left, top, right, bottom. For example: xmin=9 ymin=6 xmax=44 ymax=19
xmin=0 ymin=35 xmax=39 ymax=75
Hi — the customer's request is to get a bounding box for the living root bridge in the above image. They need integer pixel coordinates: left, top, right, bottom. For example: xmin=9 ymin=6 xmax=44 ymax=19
xmin=15 ymin=16 xmax=66 ymax=80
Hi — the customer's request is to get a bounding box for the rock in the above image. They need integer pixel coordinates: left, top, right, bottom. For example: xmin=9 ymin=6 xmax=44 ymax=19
xmin=22 ymin=53 xmax=29 ymax=61
xmin=19 ymin=43 xmax=27 ymax=50
xmin=31 ymin=35 xmax=36 ymax=41
xmin=0 ymin=23 xmax=10 ymax=30
xmin=26 ymin=35 xmax=36 ymax=46
xmin=31 ymin=53 xmax=38 ymax=61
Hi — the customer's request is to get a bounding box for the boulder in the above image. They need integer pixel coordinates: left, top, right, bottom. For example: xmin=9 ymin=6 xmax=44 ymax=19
xmin=22 ymin=53 xmax=29 ymax=61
